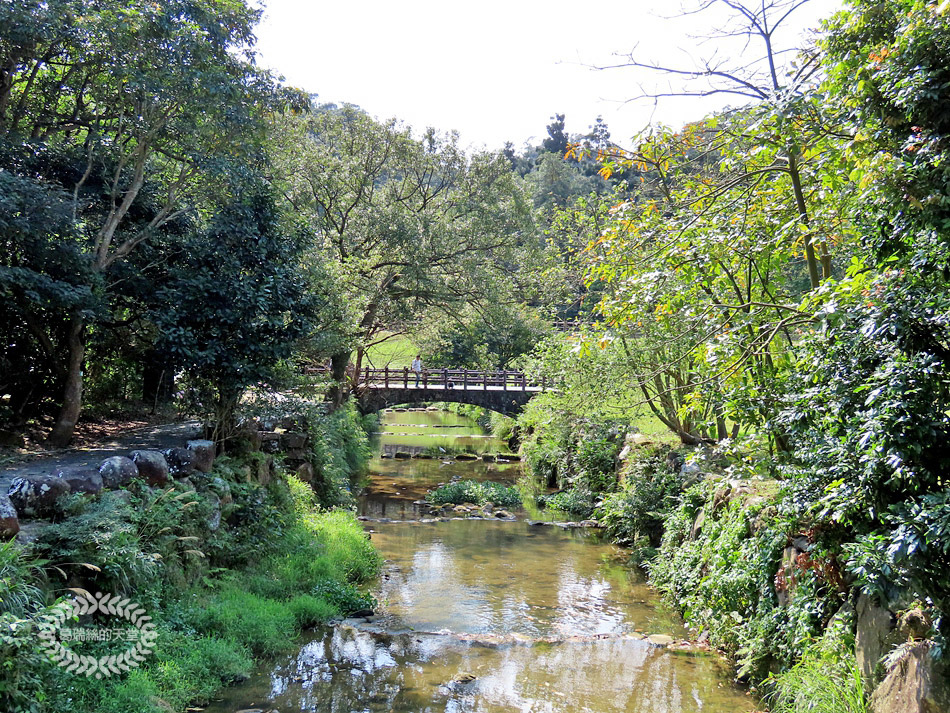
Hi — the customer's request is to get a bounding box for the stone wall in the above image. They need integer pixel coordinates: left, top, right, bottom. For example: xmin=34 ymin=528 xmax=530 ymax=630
xmin=1 ymin=438 xmax=217 ymax=539
xmin=1 ymin=415 xmax=316 ymax=541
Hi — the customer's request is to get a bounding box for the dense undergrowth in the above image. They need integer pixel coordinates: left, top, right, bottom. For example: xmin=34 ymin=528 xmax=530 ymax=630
xmin=0 ymin=403 xmax=379 ymax=713
xmin=425 ymin=479 xmax=522 ymax=509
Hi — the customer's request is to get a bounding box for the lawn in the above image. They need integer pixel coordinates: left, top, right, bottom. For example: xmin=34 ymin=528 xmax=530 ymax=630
xmin=363 ymin=332 xmax=419 ymax=370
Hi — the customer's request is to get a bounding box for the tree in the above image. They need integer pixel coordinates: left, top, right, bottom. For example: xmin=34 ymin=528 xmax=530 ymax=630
xmin=542 ymin=113 xmax=569 ymax=155
xmin=780 ymin=0 xmax=950 ymax=643
xmin=147 ymin=170 xmax=318 ymax=444
xmin=597 ymin=0 xmax=836 ymax=288
xmin=0 ymin=0 xmax=272 ymax=445
xmin=270 ymin=104 xmax=532 ymax=402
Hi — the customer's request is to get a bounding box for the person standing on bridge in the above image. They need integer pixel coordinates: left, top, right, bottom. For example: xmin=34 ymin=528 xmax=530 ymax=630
xmin=411 ymin=355 xmax=423 ymax=387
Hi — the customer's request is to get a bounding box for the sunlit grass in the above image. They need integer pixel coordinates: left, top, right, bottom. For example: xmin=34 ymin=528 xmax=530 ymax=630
xmin=364 ymin=332 xmax=419 ymax=370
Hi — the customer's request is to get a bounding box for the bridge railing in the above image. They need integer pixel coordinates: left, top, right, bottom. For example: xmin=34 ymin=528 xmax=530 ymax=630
xmin=301 ymin=365 xmax=548 ymax=392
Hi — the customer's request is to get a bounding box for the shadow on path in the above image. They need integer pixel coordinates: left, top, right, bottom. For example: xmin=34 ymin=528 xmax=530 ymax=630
xmin=0 ymin=421 xmax=201 ymax=492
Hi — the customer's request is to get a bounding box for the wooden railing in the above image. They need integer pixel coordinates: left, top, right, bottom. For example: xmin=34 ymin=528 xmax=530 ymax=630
xmin=301 ymin=366 xmax=548 ymax=392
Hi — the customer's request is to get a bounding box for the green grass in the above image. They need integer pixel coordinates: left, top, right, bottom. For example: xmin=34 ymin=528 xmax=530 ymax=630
xmin=364 ymin=332 xmax=419 ymax=370
xmin=766 ymin=652 xmax=869 ymax=713
xmin=1 ymin=464 xmax=382 ymax=713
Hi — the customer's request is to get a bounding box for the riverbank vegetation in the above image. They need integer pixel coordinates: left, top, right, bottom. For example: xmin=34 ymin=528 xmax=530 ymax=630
xmin=511 ymin=0 xmax=950 ymax=708
xmin=0 ymin=405 xmax=379 ymax=713
xmin=425 ymin=479 xmax=522 ymax=509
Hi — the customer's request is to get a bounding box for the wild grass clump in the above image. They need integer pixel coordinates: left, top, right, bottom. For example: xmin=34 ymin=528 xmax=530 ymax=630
xmin=767 ymin=652 xmax=868 ymax=713
xmin=426 ymin=480 xmax=522 ymax=508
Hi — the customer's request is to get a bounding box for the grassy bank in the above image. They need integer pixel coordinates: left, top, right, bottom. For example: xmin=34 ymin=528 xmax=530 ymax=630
xmin=1 ymin=404 xmax=380 ymax=713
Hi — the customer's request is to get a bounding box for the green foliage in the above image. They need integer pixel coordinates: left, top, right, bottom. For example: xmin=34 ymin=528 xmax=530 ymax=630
xmin=190 ymin=586 xmax=297 ymax=657
xmin=307 ymin=402 xmax=373 ymax=508
xmin=0 ymin=541 xmax=45 ymax=617
xmin=417 ymin=304 xmax=549 ymax=370
xmin=0 ymin=0 xmax=276 ymax=439
xmin=768 ymin=651 xmax=868 ymax=713
xmin=1 ymin=441 xmax=380 ymax=713
xmin=426 ymin=480 xmax=523 ymax=509
xmin=539 ymin=488 xmax=597 ymax=518
xmin=150 ymin=172 xmax=319 ymax=440
xmin=596 ymin=447 xmax=686 ymax=547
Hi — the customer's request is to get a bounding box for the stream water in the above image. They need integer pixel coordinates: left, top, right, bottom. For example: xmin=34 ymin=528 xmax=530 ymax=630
xmin=204 ymin=408 xmax=757 ymax=713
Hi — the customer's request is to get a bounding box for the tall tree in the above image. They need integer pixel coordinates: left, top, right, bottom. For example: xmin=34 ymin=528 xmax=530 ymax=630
xmin=0 ymin=0 xmax=272 ymax=445
xmin=598 ymin=0 xmax=835 ymax=288
xmin=270 ymin=104 xmax=532 ymax=401
xmin=542 ymin=113 xmax=569 ymax=155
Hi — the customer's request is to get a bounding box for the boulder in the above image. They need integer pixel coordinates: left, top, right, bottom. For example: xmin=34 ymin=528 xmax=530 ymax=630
xmin=163 ymin=448 xmax=196 ymax=477
xmin=689 ymin=507 xmax=706 ymax=540
xmin=857 ymin=594 xmax=897 ymax=684
xmin=14 ymin=520 xmax=50 ymax=545
xmin=280 ymin=431 xmax=309 ymax=451
xmin=295 ymin=462 xmax=314 ymax=483
xmin=208 ymin=477 xmax=233 ymax=506
xmin=226 ymin=424 xmax=262 ymax=455
xmin=278 ymin=414 xmax=308 ymax=431
xmin=206 ymin=491 xmax=222 ymax=531
xmin=8 ymin=474 xmax=71 ymax=517
xmin=0 ymin=494 xmax=20 ymax=537
xmin=186 ymin=439 xmax=215 ymax=473
xmin=899 ymin=609 xmax=933 ymax=642
xmin=260 ymin=432 xmax=281 ymax=454
xmin=53 ymin=466 xmax=103 ymax=495
xmin=254 ymin=455 xmax=274 ymax=485
xmin=100 ymin=489 xmax=134 ymax=509
xmin=98 ymin=456 xmax=139 ymax=489
xmin=129 ymin=450 xmax=170 ymax=486
xmin=870 ymin=642 xmax=950 ymax=713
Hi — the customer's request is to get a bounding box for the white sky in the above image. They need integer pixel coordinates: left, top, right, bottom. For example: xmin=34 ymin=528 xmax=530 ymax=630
xmin=252 ymin=0 xmax=842 ymax=152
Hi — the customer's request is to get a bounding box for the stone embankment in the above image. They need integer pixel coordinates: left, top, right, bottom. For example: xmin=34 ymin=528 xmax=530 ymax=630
xmin=1 ymin=416 xmax=317 ymax=541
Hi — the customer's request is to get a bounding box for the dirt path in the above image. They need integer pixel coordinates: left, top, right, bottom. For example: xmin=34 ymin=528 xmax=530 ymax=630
xmin=0 ymin=421 xmax=201 ymax=493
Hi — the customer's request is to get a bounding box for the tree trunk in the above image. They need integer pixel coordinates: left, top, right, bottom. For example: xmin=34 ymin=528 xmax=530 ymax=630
xmin=327 ymin=351 xmax=351 ymax=410
xmin=46 ymin=317 xmax=85 ymax=448
xmin=212 ymin=383 xmax=241 ymax=452
xmin=142 ymin=353 xmax=175 ymax=412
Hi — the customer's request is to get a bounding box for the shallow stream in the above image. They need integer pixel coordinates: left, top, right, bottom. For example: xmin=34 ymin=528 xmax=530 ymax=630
xmin=204 ymin=408 xmax=756 ymax=713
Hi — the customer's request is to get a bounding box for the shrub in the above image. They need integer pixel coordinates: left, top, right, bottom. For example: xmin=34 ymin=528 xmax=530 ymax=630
xmin=539 ymin=488 xmax=597 ymax=518
xmin=426 ymin=480 xmax=522 ymax=509
xmin=596 ymin=447 xmax=685 ymax=547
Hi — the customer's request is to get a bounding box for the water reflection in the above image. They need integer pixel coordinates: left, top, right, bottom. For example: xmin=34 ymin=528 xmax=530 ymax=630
xmin=211 ymin=626 xmax=753 ymax=713
xmin=202 ymin=408 xmax=755 ymax=713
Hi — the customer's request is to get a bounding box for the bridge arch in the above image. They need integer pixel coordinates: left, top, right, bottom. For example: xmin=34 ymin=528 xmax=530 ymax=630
xmin=356 ymin=385 xmax=533 ymax=417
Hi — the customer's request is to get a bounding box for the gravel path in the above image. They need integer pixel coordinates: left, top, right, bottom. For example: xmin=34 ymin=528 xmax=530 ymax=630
xmin=0 ymin=421 xmax=201 ymax=493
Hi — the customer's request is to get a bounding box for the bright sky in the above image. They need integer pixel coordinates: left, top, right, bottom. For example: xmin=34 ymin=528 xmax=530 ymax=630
xmin=253 ymin=0 xmax=842 ymax=152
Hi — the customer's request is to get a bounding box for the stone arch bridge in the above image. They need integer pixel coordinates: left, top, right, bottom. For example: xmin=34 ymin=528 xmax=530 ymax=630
xmin=307 ymin=367 xmax=548 ymax=417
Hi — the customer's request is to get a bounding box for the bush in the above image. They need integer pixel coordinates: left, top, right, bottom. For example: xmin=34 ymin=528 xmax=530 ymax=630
xmin=596 ymin=447 xmax=685 ymax=547
xmin=426 ymin=480 xmax=522 ymax=509
xmin=538 ymin=488 xmax=597 ymax=518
